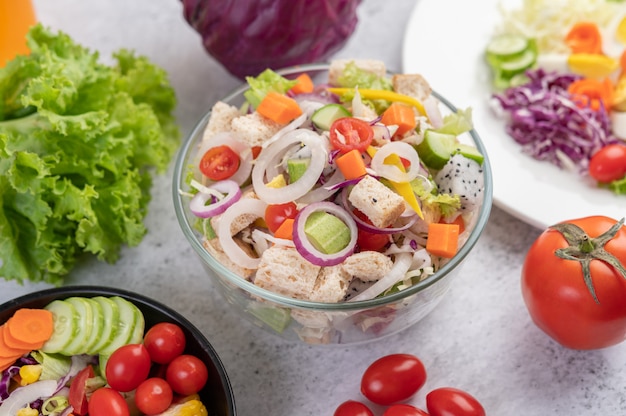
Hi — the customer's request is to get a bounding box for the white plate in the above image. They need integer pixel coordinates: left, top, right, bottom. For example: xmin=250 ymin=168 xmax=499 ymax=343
xmin=402 ymin=0 xmax=625 ymax=230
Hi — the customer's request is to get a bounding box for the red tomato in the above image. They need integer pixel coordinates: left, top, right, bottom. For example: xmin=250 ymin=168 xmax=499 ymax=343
xmin=134 ymin=377 xmax=173 ymax=415
xmin=521 ymin=216 xmax=626 ymax=349
xmin=353 ymin=209 xmax=390 ymax=252
xmin=88 ymin=387 xmax=130 ymax=416
xmin=360 ymin=354 xmax=427 ymax=405
xmin=426 ymin=387 xmax=485 ymax=416
xmin=199 ymin=145 xmax=240 ymax=181
xmin=588 ymin=143 xmax=626 ymax=183
xmin=166 ymin=354 xmax=209 ymax=395
xmin=383 ymin=404 xmax=430 ymax=416
xmin=334 ymin=400 xmax=374 ymax=416
xmin=265 ymin=202 xmax=298 ymax=233
xmin=105 ymin=344 xmax=152 ymax=392
xmin=143 ymin=322 xmax=187 ymax=364
xmin=329 ymin=117 xmax=374 ymax=154
xmin=69 ymin=365 xmax=94 ymax=415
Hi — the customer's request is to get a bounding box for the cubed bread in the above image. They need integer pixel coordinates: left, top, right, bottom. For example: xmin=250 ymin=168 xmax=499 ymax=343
xmin=202 ymin=101 xmax=241 ymax=143
xmin=342 ymin=251 xmax=393 ymax=282
xmin=231 ymin=111 xmax=283 ymax=147
xmin=308 ymin=265 xmax=353 ymax=303
xmin=254 ymin=246 xmax=322 ymax=299
xmin=348 ymin=175 xmax=405 ymax=228
xmin=392 ymin=73 xmax=432 ymax=102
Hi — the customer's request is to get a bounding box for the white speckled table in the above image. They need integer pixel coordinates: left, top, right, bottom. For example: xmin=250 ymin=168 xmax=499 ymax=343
xmin=3 ymin=1 xmax=626 ymax=415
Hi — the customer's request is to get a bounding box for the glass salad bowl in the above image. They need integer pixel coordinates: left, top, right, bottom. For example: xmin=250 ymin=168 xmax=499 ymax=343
xmin=173 ymin=63 xmax=493 ymax=345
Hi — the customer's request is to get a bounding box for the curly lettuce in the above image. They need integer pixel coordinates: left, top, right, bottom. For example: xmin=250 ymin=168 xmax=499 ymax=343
xmin=0 ymin=25 xmax=180 ymax=285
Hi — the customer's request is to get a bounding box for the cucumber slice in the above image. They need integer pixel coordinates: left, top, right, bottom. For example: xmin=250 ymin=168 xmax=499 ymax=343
xmin=452 ymin=143 xmax=485 ymax=165
xmin=498 ymin=48 xmax=537 ymax=78
xmin=486 ymin=34 xmax=529 ymax=59
xmin=62 ymin=297 xmax=94 ymax=355
xmin=100 ymin=297 xmax=140 ymax=356
xmin=416 ymin=130 xmax=456 ymax=169
xmin=82 ymin=298 xmax=104 ymax=355
xmin=88 ymin=296 xmax=120 ymax=355
xmin=41 ymin=300 xmax=79 ymax=354
xmin=311 ymin=104 xmax=351 ymax=130
xmin=127 ymin=302 xmax=145 ymax=345
xmin=304 ymin=211 xmax=351 ymax=254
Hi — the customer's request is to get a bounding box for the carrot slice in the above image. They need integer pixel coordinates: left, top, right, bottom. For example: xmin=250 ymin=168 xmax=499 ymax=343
xmin=0 ymin=353 xmax=25 ymax=373
xmin=273 ymin=218 xmax=295 ymax=240
xmin=568 ymin=77 xmax=614 ymax=111
xmin=336 ymin=149 xmax=367 ymax=180
xmin=5 ymin=308 xmax=54 ymax=350
xmin=0 ymin=325 xmax=28 ymax=356
xmin=290 ymin=73 xmax=315 ymax=94
xmin=380 ymin=102 xmax=417 ymax=137
xmin=565 ymin=22 xmax=603 ymax=54
xmin=256 ymin=91 xmax=303 ymax=124
xmin=426 ymin=222 xmax=460 ymax=258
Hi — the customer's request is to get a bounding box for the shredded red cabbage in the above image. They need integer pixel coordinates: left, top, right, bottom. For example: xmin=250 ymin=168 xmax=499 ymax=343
xmin=491 ymin=69 xmax=619 ymax=173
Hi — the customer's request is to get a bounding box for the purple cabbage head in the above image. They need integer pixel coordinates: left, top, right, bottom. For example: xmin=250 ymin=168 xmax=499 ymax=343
xmin=181 ymin=0 xmax=362 ymax=79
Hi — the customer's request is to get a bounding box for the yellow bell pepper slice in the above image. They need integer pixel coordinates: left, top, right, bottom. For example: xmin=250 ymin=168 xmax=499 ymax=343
xmin=567 ymin=53 xmax=618 ymax=79
xmin=327 ymin=87 xmax=427 ymax=118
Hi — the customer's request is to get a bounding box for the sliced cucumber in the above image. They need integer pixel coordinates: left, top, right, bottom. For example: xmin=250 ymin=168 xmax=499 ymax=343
xmin=452 ymin=143 xmax=485 ymax=165
xmin=311 ymin=103 xmax=351 ymax=130
xmin=62 ymin=297 xmax=95 ymax=355
xmin=100 ymin=297 xmax=140 ymax=356
xmin=82 ymin=298 xmax=104 ymax=355
xmin=88 ymin=296 xmax=120 ymax=355
xmin=304 ymin=211 xmax=351 ymax=254
xmin=486 ymin=34 xmax=529 ymax=59
xmin=127 ymin=302 xmax=145 ymax=345
xmin=416 ymin=130 xmax=456 ymax=169
xmin=41 ymin=300 xmax=79 ymax=354
xmin=498 ymin=48 xmax=537 ymax=78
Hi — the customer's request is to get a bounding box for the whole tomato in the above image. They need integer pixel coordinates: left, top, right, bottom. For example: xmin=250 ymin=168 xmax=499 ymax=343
xmin=360 ymin=354 xmax=427 ymax=405
xmin=521 ymin=216 xmax=626 ymax=350
xmin=334 ymin=400 xmax=374 ymax=416
xmin=426 ymin=387 xmax=485 ymax=416
xmin=383 ymin=403 xmax=430 ymax=416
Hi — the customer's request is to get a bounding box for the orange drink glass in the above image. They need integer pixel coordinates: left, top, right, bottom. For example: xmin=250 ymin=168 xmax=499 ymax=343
xmin=0 ymin=0 xmax=37 ymax=66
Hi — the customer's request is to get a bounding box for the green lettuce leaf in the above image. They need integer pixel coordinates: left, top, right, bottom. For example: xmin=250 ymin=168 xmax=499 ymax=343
xmin=0 ymin=24 xmax=180 ymax=284
xmin=434 ymin=107 xmax=474 ymax=136
xmin=243 ymin=69 xmax=298 ymax=109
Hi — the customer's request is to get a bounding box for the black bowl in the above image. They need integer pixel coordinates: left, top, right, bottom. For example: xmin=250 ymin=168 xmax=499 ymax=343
xmin=0 ymin=285 xmax=236 ymax=416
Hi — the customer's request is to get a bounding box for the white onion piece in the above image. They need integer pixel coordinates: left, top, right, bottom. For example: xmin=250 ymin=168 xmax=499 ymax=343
xmin=195 ymin=132 xmax=253 ymax=186
xmin=611 ymin=111 xmax=626 ymax=140
xmin=351 ymin=88 xmax=369 ymax=118
xmin=293 ymin=202 xmax=358 ymax=267
xmin=0 ymin=379 xmax=57 ymax=413
xmin=372 ymin=123 xmax=392 ymax=143
xmin=348 ymin=252 xmax=413 ymax=302
xmin=252 ymin=229 xmax=295 ymax=248
xmin=252 ymin=129 xmax=327 ymax=204
xmin=423 ymin=95 xmax=443 ymax=129
xmin=189 ymin=180 xmax=242 ymax=218
xmin=296 ymin=168 xmax=345 ymax=204
xmin=370 ymin=141 xmax=421 ymax=183
xmin=261 ymin=112 xmax=308 ymax=149
xmin=217 ymin=198 xmax=267 ymax=269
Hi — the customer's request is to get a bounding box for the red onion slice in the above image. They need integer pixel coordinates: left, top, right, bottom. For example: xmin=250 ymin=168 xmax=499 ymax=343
xmin=292 ymin=202 xmax=358 ymax=267
xmin=189 ymin=180 xmax=242 ymax=218
xmin=217 ymin=198 xmax=267 ymax=269
xmin=370 ymin=141 xmax=420 ymax=183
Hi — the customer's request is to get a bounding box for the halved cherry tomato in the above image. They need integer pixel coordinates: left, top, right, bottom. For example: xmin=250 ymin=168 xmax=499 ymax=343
xmin=105 ymin=344 xmax=151 ymax=392
xmin=360 ymin=354 xmax=427 ymax=405
xmin=199 ymin=145 xmax=240 ymax=181
xmin=69 ymin=365 xmax=95 ymax=415
xmin=383 ymin=404 xmax=430 ymax=416
xmin=143 ymin=322 xmax=186 ymax=364
xmin=329 ymin=117 xmax=374 ymax=154
xmin=88 ymin=387 xmax=130 ymax=416
xmin=354 ymin=209 xmax=390 ymax=252
xmin=134 ymin=377 xmax=174 ymax=415
xmin=588 ymin=143 xmax=626 ymax=183
xmin=334 ymin=400 xmax=374 ymax=416
xmin=426 ymin=387 xmax=485 ymax=416
xmin=265 ymin=202 xmax=299 ymax=233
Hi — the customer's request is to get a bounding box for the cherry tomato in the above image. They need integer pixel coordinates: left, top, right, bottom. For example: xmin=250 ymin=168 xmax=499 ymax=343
xmin=199 ymin=145 xmax=240 ymax=181
xmin=69 ymin=365 xmax=94 ymax=415
xmin=360 ymin=354 xmax=427 ymax=405
xmin=334 ymin=400 xmax=374 ymax=416
xmin=143 ymin=322 xmax=187 ymax=364
xmin=383 ymin=404 xmax=430 ymax=416
xmin=88 ymin=387 xmax=130 ymax=416
xmin=521 ymin=216 xmax=626 ymax=349
xmin=166 ymin=354 xmax=209 ymax=395
xmin=329 ymin=117 xmax=374 ymax=154
xmin=353 ymin=209 xmax=390 ymax=252
xmin=588 ymin=143 xmax=626 ymax=183
xmin=265 ymin=202 xmax=298 ymax=233
xmin=426 ymin=387 xmax=485 ymax=416
xmin=105 ymin=344 xmax=151 ymax=392
xmin=134 ymin=377 xmax=173 ymax=415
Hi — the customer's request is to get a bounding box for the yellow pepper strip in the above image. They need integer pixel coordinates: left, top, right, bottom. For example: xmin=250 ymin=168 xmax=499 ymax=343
xmin=327 ymin=87 xmax=427 ymax=117
xmin=366 ymin=146 xmax=424 ymax=219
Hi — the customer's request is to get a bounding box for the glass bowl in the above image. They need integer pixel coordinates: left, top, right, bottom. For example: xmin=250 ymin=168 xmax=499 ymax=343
xmin=173 ymin=63 xmax=493 ymax=345
xmin=0 ymin=286 xmax=236 ymax=415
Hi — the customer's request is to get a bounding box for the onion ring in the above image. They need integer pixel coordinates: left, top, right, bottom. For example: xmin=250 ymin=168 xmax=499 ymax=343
xmin=189 ymin=180 xmax=242 ymax=218
xmin=217 ymin=198 xmax=267 ymax=269
xmin=370 ymin=141 xmax=421 ymax=183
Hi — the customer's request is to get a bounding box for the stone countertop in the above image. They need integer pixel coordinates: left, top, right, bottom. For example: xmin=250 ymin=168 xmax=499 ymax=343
xmin=3 ymin=0 xmax=626 ymax=414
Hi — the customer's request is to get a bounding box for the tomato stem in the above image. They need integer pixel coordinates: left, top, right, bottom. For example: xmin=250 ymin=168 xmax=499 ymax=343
xmin=550 ymin=217 xmax=626 ymax=304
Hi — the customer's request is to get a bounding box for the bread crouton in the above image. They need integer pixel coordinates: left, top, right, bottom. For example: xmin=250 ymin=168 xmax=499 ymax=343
xmin=348 ymin=175 xmax=405 ymax=228
xmin=210 ymin=192 xmax=259 ymax=236
xmin=203 ymin=237 xmax=256 ymax=280
xmin=392 ymin=73 xmax=433 ymax=102
xmin=308 ymin=265 xmax=353 ymax=303
xmin=231 ymin=111 xmax=283 ymax=147
xmin=328 ymin=59 xmax=387 ymax=86
xmin=254 ymin=246 xmax=321 ymax=299
xmin=342 ymin=251 xmax=393 ymax=282
xmin=202 ymin=101 xmax=241 ymax=142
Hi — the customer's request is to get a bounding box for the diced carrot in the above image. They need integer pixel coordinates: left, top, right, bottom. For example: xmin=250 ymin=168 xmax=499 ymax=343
xmin=273 ymin=218 xmax=295 ymax=240
xmin=568 ymin=77 xmax=614 ymax=111
xmin=5 ymin=308 xmax=54 ymax=350
xmin=335 ymin=149 xmax=367 ymax=180
xmin=256 ymin=91 xmax=303 ymax=124
xmin=565 ymin=22 xmax=603 ymax=54
xmin=440 ymin=215 xmax=465 ymax=234
xmin=290 ymin=73 xmax=315 ymax=94
xmin=380 ymin=102 xmax=417 ymax=137
xmin=426 ymin=222 xmax=460 ymax=258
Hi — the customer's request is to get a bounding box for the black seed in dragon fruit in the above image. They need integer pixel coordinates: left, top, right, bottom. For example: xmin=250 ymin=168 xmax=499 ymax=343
xmin=434 ymin=154 xmax=484 ymax=212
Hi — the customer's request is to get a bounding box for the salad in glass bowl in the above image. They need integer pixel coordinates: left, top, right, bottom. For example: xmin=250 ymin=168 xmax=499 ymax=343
xmin=173 ymin=60 xmax=493 ymax=345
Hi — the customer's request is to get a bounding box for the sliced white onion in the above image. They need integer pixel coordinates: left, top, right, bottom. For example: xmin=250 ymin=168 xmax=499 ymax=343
xmin=195 ymin=132 xmax=253 ymax=186
xmin=371 ymin=123 xmax=392 ymax=143
xmin=217 ymin=198 xmax=267 ymax=269
xmin=0 ymin=379 xmax=57 ymax=413
xmin=296 ymin=168 xmax=345 ymax=204
xmin=423 ymin=95 xmax=443 ymax=129
xmin=252 ymin=129 xmax=328 ymax=204
xmin=261 ymin=112 xmax=308 ymax=149
xmin=348 ymin=252 xmax=413 ymax=302
xmin=292 ymin=202 xmax=357 ymax=267
xmin=189 ymin=180 xmax=242 ymax=218
xmin=252 ymin=229 xmax=295 ymax=248
xmin=370 ymin=141 xmax=421 ymax=183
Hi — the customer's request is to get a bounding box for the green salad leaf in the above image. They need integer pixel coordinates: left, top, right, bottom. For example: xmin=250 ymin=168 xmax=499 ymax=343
xmin=0 ymin=24 xmax=180 ymax=285
xmin=244 ymin=69 xmax=297 ymax=109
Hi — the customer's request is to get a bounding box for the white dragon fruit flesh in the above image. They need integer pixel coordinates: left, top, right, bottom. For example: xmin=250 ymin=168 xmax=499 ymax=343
xmin=435 ymin=154 xmax=485 ymax=213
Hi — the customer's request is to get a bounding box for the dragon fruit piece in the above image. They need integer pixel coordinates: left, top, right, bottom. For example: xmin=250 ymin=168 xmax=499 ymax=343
xmin=435 ymin=154 xmax=485 ymax=213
